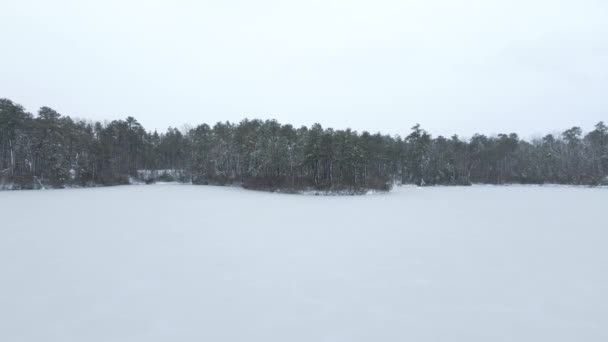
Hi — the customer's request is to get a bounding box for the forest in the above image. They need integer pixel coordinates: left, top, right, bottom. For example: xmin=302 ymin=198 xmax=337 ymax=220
xmin=1 ymin=98 xmax=607 ymax=192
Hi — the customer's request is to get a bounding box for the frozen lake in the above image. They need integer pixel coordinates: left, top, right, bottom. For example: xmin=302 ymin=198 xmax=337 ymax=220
xmin=1 ymin=185 xmax=607 ymax=341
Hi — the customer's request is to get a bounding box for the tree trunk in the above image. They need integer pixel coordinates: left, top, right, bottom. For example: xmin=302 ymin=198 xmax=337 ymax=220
xmin=9 ymin=138 xmax=14 ymax=177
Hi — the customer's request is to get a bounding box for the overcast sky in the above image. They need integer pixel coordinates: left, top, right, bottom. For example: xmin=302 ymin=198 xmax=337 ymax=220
xmin=1 ymin=0 xmax=607 ymax=138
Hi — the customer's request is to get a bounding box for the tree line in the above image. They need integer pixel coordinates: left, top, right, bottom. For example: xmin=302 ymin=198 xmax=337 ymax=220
xmin=1 ymin=98 xmax=607 ymax=192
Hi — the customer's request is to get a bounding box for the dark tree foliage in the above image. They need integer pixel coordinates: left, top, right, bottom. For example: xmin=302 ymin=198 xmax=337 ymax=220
xmin=1 ymin=98 xmax=607 ymax=191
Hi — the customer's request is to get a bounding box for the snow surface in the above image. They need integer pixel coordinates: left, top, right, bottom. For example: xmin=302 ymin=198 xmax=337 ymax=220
xmin=1 ymin=185 xmax=607 ymax=341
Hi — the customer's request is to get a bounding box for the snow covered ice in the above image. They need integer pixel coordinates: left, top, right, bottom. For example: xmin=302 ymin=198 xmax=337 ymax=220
xmin=1 ymin=185 xmax=607 ymax=341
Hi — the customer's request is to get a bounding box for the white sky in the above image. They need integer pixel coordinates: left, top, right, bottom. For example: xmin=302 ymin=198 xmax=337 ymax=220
xmin=1 ymin=0 xmax=607 ymax=137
